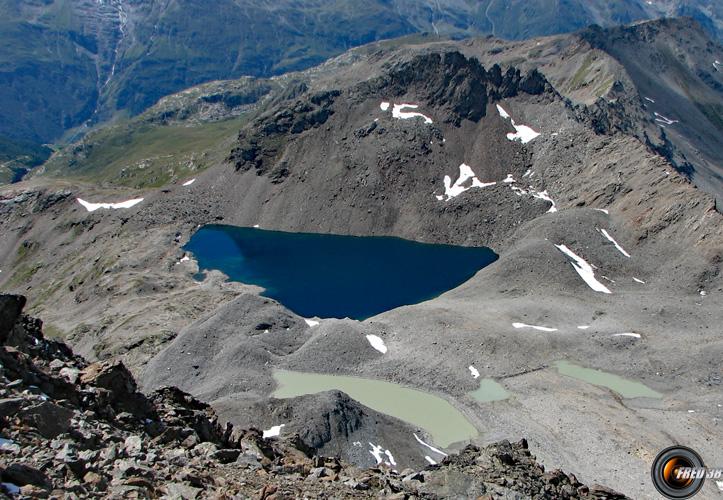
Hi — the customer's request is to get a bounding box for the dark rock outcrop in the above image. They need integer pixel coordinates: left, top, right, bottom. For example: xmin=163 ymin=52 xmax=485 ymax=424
xmin=361 ymin=52 xmax=553 ymax=124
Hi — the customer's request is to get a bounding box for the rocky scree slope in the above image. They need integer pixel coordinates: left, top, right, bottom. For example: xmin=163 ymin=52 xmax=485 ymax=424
xmin=0 ymin=294 xmax=628 ymax=499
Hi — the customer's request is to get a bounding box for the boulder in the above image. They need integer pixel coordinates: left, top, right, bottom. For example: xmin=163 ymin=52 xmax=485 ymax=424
xmin=1 ymin=463 xmax=50 ymax=489
xmin=80 ymin=361 xmax=153 ymax=417
xmin=17 ymin=402 xmax=73 ymax=438
xmin=0 ymin=295 xmax=25 ymax=344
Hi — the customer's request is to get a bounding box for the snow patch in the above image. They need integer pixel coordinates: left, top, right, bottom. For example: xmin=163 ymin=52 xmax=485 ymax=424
xmin=468 ymin=365 xmax=480 ymax=379
xmin=439 ymin=163 xmax=496 ymax=200
xmin=511 ymin=185 xmax=557 ymax=212
xmin=507 ymin=123 xmax=541 ymax=144
xmin=577 ymin=325 xmax=590 ymax=330
xmin=366 ymin=334 xmax=387 ymax=354
xmin=380 ymin=101 xmax=390 ymax=111
xmin=512 ymin=322 xmax=558 ymax=332
xmin=77 ymin=197 xmax=144 ymax=212
xmin=612 ymin=333 xmax=641 ymax=339
xmin=496 ymin=104 xmax=511 ymax=119
xmin=369 ymin=443 xmax=396 ymax=467
xmin=182 ymin=178 xmax=196 ymax=186
xmin=654 ymin=112 xmax=678 ymax=125
xmin=385 ymin=449 xmax=397 ymax=467
xmin=530 ymin=190 xmax=557 ymax=212
xmin=262 ymin=424 xmax=285 ymax=439
xmin=304 ymin=319 xmax=320 ymax=327
xmin=369 ymin=443 xmax=384 ymax=463
xmin=598 ymin=228 xmax=631 ymax=258
xmin=594 ymin=208 xmax=609 ymax=214
xmin=503 ymin=173 xmax=515 ymax=183
xmin=391 ymin=104 xmax=433 ymax=124
xmin=413 ymin=433 xmax=448 ymax=457
xmin=644 ymin=97 xmax=655 ymax=103
xmin=555 ymin=244 xmax=612 ymax=294
xmin=496 ymin=105 xmax=540 ymax=143
xmin=633 ymin=277 xmax=645 ymax=284
xmin=425 ymin=456 xmax=437 ymax=465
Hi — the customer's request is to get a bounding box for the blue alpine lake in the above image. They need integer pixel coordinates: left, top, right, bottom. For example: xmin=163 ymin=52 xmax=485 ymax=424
xmin=184 ymin=225 xmax=497 ymax=320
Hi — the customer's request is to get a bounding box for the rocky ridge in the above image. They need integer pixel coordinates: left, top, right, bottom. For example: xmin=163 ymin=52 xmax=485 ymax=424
xmin=0 ymin=294 xmax=628 ymax=499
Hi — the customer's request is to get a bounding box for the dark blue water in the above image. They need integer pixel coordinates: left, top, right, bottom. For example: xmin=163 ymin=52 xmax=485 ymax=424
xmin=184 ymin=225 xmax=497 ymax=320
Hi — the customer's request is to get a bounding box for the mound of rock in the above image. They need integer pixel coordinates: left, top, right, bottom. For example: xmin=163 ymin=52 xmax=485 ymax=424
xmin=0 ymin=294 xmax=627 ymax=498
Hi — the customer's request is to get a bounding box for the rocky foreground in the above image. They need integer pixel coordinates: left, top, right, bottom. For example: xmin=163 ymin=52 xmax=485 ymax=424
xmin=0 ymin=294 xmax=629 ymax=499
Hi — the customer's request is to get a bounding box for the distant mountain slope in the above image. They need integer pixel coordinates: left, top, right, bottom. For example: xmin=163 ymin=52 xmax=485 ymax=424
xmin=1 ymin=0 xmax=721 ymax=174
xmin=41 ymin=17 xmax=723 ymax=204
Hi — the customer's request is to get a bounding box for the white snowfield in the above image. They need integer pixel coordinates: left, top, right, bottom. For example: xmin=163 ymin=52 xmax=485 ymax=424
xmin=262 ymin=424 xmax=285 ymax=439
xmin=512 ymin=322 xmax=558 ymax=332
xmin=304 ymin=319 xmax=320 ymax=327
xmin=496 ymin=104 xmax=541 ymax=144
xmin=495 ymin=104 xmax=511 ymax=120
xmin=612 ymin=333 xmax=641 ymax=339
xmin=468 ymin=365 xmax=480 ymax=379
xmin=555 ymin=244 xmax=612 ymax=294
xmin=435 ymin=164 xmax=557 ymax=213
xmin=413 ymin=433 xmax=448 ymax=457
xmin=366 ymin=334 xmax=388 ymax=354
xmin=182 ymin=178 xmax=196 ymax=186
xmin=368 ymin=443 xmax=396 ymax=467
xmin=77 ymin=197 xmax=144 ymax=212
xmin=510 ymin=185 xmax=557 ymax=213
xmin=654 ymin=112 xmax=678 ymax=125
xmin=439 ymin=163 xmax=496 ymax=200
xmin=391 ymin=103 xmax=433 ymax=124
xmin=598 ymin=228 xmax=631 ymax=258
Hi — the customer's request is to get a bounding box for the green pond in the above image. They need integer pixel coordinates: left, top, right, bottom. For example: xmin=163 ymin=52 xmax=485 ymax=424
xmin=469 ymin=379 xmax=510 ymax=403
xmin=272 ymin=369 xmax=480 ymax=447
xmin=555 ymin=360 xmax=662 ymax=399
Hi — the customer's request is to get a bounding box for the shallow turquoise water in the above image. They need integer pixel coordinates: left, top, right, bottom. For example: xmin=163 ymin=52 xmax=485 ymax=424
xmin=272 ymin=369 xmax=478 ymax=447
xmin=555 ymin=360 xmax=662 ymax=399
xmin=184 ymin=225 xmax=497 ymax=319
xmin=468 ymin=378 xmax=510 ymax=403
